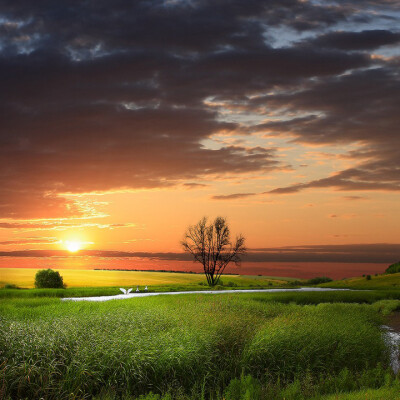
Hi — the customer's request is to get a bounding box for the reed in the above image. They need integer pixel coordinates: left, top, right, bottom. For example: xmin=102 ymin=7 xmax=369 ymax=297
xmin=0 ymin=292 xmax=396 ymax=399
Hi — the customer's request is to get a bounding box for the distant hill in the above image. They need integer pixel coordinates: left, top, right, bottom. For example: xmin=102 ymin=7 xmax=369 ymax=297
xmin=386 ymin=261 xmax=400 ymax=274
xmin=319 ymin=272 xmax=400 ymax=290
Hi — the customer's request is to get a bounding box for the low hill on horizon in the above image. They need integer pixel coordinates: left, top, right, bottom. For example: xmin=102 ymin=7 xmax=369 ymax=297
xmin=319 ymin=272 xmax=400 ymax=290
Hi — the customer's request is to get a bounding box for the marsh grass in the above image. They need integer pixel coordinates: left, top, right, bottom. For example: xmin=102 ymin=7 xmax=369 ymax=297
xmin=0 ymin=293 xmax=396 ymax=399
xmin=89 ymin=369 xmax=400 ymax=400
xmin=243 ymin=304 xmax=386 ymax=379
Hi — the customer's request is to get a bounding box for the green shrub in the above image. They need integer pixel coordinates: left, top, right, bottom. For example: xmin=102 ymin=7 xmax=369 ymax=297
xmin=4 ymin=283 xmax=20 ymax=289
xmin=224 ymin=374 xmax=262 ymax=400
xmin=279 ymin=378 xmax=303 ymax=400
xmin=307 ymin=277 xmax=333 ymax=285
xmin=34 ymin=269 xmax=65 ymax=289
xmin=386 ymin=261 xmax=400 ymax=274
xmin=366 ymin=275 xmax=372 ymax=280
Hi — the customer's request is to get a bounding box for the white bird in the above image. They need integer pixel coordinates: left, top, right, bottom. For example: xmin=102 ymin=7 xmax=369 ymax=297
xmin=136 ymin=286 xmax=140 ymax=292
xmin=120 ymin=288 xmax=133 ymax=295
xmin=144 ymin=286 xmax=148 ymax=292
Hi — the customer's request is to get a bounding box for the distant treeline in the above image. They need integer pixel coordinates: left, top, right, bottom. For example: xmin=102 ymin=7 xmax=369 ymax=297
xmin=93 ymin=268 xmax=237 ymax=275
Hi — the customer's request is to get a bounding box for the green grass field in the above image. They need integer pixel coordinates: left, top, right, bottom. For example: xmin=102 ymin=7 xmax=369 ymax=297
xmin=1 ymin=290 xmax=400 ymax=399
xmin=1 ymin=269 xmax=400 ymax=399
xmin=319 ymin=385 xmax=400 ymax=400
xmin=320 ymin=272 xmax=400 ymax=290
xmin=0 ymin=267 xmax=293 ymax=289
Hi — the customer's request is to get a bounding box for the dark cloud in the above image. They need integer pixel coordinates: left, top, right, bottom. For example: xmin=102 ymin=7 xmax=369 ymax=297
xmin=253 ymin=66 xmax=400 ymax=195
xmin=342 ymin=196 xmax=368 ymax=201
xmin=0 ymin=0 xmax=355 ymax=57
xmin=0 ymin=1 xmax=398 ymax=217
xmin=303 ymin=30 xmax=400 ymax=50
xmin=183 ymin=183 xmax=209 ymax=189
xmin=268 ymin=159 xmax=400 ymax=195
xmin=253 ymin=67 xmax=399 ymax=144
xmin=1 ymin=243 xmax=399 ymax=263
xmin=211 ymin=193 xmax=257 ymax=200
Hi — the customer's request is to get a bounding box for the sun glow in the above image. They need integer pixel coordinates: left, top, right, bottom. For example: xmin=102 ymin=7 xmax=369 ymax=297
xmin=65 ymin=240 xmax=82 ymax=252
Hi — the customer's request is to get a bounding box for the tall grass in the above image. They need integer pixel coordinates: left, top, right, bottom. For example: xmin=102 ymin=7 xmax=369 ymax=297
xmin=244 ymin=304 xmax=386 ymax=379
xmin=0 ymin=293 xmax=394 ymax=399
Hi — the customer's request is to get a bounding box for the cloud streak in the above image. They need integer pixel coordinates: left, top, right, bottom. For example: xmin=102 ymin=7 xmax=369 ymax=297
xmin=0 ymin=221 xmax=136 ymax=231
xmin=211 ymin=193 xmax=257 ymax=200
xmin=0 ymin=237 xmax=59 ymax=246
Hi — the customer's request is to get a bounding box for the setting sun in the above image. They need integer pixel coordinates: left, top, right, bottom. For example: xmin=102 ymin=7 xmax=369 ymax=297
xmin=65 ymin=241 xmax=82 ymax=253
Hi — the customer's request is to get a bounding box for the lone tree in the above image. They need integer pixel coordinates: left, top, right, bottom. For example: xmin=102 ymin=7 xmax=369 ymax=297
xmin=35 ymin=269 xmax=65 ymax=289
xmin=181 ymin=216 xmax=246 ymax=286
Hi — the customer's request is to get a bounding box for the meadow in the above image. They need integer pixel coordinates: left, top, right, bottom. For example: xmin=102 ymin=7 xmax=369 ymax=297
xmin=0 ymin=268 xmax=293 ymax=289
xmin=1 ymin=290 xmax=400 ymax=399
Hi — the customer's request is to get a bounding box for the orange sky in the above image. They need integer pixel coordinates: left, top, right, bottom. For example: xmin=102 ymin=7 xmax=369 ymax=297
xmin=0 ymin=171 xmax=399 ymax=255
xmin=0 ymin=1 xmax=399 ymax=271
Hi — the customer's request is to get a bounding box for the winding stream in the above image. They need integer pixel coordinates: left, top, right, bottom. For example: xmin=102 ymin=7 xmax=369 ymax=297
xmin=382 ymin=325 xmax=400 ymax=374
xmin=61 ymin=287 xmax=352 ymax=302
xmin=382 ymin=312 xmax=400 ymax=374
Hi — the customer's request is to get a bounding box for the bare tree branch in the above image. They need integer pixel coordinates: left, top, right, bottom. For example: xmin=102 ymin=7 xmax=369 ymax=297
xmin=181 ymin=216 xmax=246 ymax=286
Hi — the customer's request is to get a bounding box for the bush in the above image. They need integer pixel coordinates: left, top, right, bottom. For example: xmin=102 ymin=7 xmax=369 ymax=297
xmin=224 ymin=374 xmax=262 ymax=400
xmin=4 ymin=283 xmax=20 ymax=289
xmin=386 ymin=261 xmax=400 ymax=274
xmin=34 ymin=269 xmax=65 ymax=289
xmin=366 ymin=275 xmax=372 ymax=280
xmin=307 ymin=277 xmax=333 ymax=285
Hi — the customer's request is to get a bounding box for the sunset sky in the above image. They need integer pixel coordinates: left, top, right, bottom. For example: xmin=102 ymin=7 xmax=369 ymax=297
xmin=0 ymin=1 xmax=399 ymax=273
